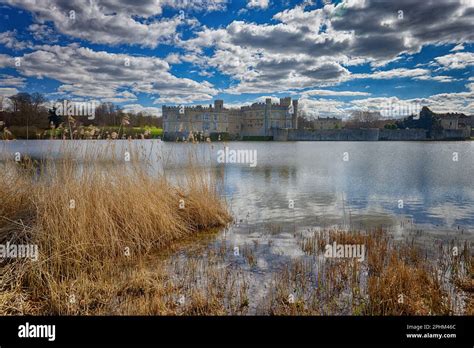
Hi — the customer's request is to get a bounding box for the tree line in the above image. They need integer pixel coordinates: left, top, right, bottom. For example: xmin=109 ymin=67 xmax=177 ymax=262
xmin=0 ymin=92 xmax=162 ymax=130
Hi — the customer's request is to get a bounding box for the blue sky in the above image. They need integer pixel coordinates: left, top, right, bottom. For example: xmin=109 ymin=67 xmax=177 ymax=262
xmin=0 ymin=0 xmax=473 ymax=118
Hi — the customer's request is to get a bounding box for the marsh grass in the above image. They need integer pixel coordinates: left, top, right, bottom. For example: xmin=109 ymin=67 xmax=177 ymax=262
xmin=0 ymin=141 xmax=231 ymax=314
xmin=265 ymin=229 xmax=471 ymax=315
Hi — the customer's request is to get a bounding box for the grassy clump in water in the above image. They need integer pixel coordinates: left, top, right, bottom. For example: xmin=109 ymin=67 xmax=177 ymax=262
xmin=0 ymin=141 xmax=231 ymax=314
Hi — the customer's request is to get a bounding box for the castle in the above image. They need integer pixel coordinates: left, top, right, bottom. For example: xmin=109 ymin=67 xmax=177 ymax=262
xmin=162 ymin=97 xmax=298 ymax=140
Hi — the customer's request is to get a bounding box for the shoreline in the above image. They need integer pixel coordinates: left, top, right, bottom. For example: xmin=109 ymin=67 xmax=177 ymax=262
xmin=1 ymin=138 xmax=473 ymax=142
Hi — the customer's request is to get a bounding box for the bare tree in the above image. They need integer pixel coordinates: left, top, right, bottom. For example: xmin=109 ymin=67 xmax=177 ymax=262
xmin=31 ymin=92 xmax=46 ymax=113
xmin=347 ymin=110 xmax=382 ymax=128
xmin=10 ymin=93 xmax=33 ymax=138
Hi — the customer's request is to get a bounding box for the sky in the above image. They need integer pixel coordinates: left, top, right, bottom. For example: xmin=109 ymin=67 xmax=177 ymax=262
xmin=0 ymin=0 xmax=473 ymax=119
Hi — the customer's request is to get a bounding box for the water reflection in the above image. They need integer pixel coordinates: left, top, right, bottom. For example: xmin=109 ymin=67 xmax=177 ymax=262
xmin=2 ymin=140 xmax=473 ymax=253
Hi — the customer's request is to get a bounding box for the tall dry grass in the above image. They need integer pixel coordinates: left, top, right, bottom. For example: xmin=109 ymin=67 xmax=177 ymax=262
xmin=0 ymin=141 xmax=231 ymax=314
xmin=267 ymin=229 xmax=471 ymax=315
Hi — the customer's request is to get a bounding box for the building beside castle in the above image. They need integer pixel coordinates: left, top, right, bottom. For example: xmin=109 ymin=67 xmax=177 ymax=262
xmin=162 ymin=97 xmax=298 ymax=140
xmin=312 ymin=117 xmax=342 ymax=130
xmin=437 ymin=113 xmax=472 ymax=138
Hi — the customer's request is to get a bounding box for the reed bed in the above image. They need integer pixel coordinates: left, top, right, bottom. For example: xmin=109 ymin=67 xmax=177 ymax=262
xmin=0 ymin=141 xmax=231 ymax=314
xmin=265 ymin=229 xmax=472 ymax=315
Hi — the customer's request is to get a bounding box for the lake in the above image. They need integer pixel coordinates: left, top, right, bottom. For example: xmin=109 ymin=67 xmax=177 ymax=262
xmin=2 ymin=140 xmax=473 ymax=311
xmin=2 ymin=139 xmax=473 ymax=238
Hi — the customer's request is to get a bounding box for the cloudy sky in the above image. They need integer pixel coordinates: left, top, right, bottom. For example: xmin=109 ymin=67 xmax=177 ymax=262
xmin=0 ymin=0 xmax=473 ymax=118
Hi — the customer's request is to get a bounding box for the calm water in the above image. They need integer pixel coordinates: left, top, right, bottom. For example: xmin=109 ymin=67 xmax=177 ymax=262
xmin=2 ymin=140 xmax=474 ymax=238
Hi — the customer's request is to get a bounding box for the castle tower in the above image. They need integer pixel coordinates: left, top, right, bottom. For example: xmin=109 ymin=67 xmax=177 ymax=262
xmin=280 ymin=97 xmax=291 ymax=107
xmin=264 ymin=98 xmax=272 ymax=136
xmin=214 ymin=100 xmax=223 ymax=111
xmin=292 ymin=99 xmax=298 ymax=129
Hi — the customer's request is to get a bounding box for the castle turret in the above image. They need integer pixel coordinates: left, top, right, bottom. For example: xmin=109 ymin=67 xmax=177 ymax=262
xmin=264 ymin=98 xmax=272 ymax=136
xmin=292 ymin=99 xmax=298 ymax=129
xmin=214 ymin=100 xmax=223 ymax=111
xmin=280 ymin=97 xmax=291 ymax=107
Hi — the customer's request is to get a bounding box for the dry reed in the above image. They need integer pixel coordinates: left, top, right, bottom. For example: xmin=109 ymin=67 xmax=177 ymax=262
xmin=0 ymin=141 xmax=231 ymax=314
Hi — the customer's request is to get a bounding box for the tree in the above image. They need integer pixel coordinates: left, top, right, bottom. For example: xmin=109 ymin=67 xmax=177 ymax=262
xmin=10 ymin=93 xmax=33 ymax=138
xmin=350 ymin=110 xmax=381 ymax=127
xmin=10 ymin=92 xmax=32 ymax=114
xmin=31 ymin=92 xmax=46 ymax=113
xmin=296 ymin=111 xmax=314 ymax=129
xmin=48 ymin=107 xmax=62 ymax=128
xmin=395 ymin=106 xmax=442 ymax=135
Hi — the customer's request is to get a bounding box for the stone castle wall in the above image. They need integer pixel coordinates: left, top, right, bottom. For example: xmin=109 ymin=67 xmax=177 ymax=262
xmin=274 ymin=128 xmax=379 ymax=141
xmin=272 ymin=128 xmax=468 ymax=141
